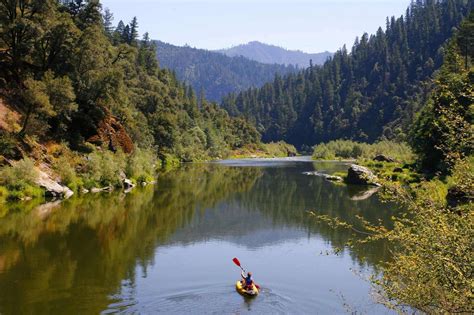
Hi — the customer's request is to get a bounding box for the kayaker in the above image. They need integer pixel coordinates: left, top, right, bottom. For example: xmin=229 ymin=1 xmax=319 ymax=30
xmin=241 ymin=271 xmax=254 ymax=289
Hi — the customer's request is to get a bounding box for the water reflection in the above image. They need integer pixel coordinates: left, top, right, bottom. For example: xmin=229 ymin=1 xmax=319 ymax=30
xmin=0 ymin=161 xmax=398 ymax=314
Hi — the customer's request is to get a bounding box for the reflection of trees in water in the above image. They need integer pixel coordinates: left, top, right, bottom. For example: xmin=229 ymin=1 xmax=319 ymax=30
xmin=0 ymin=164 xmax=262 ymax=314
xmin=233 ymin=165 xmax=401 ymax=269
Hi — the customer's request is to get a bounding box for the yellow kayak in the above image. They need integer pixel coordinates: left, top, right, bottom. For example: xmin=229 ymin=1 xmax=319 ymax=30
xmin=235 ymin=280 xmax=259 ymax=296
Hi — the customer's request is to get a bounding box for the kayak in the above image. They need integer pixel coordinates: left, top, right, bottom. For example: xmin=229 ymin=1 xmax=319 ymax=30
xmin=235 ymin=280 xmax=259 ymax=296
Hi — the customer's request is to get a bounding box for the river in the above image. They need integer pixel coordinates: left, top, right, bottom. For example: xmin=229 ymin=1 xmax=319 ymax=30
xmin=0 ymin=157 xmax=401 ymax=314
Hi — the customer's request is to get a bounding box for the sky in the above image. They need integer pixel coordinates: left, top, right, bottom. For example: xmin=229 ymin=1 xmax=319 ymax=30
xmin=101 ymin=0 xmax=411 ymax=53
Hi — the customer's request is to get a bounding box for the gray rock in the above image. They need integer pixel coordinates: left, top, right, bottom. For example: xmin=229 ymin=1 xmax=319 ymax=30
xmin=346 ymin=164 xmax=381 ymax=186
xmin=373 ymin=154 xmax=395 ymax=163
xmin=36 ymin=169 xmax=74 ymax=199
xmin=123 ymin=178 xmax=135 ymax=189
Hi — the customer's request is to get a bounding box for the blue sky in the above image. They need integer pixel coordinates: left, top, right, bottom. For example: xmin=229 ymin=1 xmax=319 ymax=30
xmin=101 ymin=0 xmax=411 ymax=53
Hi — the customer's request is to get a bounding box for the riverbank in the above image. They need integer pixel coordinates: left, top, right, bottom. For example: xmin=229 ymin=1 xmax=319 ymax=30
xmin=228 ymin=141 xmax=298 ymax=159
xmin=0 ymin=138 xmax=298 ymax=209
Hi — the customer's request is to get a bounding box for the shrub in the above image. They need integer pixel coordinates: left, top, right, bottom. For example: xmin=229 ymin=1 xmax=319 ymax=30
xmin=313 ymin=140 xmax=414 ymax=162
xmin=263 ymin=141 xmax=298 ymax=157
xmin=0 ymin=158 xmax=38 ymax=187
xmin=52 ymin=155 xmax=82 ymax=192
xmin=81 ymin=150 xmax=127 ymax=188
xmin=126 ymin=148 xmax=157 ymax=182
xmin=0 ymin=158 xmax=43 ymax=200
xmin=0 ymin=131 xmax=18 ymax=157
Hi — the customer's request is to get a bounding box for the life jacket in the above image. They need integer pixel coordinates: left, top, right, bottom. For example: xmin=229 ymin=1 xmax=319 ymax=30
xmin=245 ymin=275 xmax=253 ymax=286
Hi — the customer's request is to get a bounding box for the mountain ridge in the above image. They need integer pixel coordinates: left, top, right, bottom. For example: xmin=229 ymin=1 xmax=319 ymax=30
xmin=216 ymin=41 xmax=333 ymax=68
xmin=155 ymin=40 xmax=297 ymax=102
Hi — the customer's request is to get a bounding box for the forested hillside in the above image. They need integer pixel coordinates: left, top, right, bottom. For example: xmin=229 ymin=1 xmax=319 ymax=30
xmin=0 ymin=0 xmax=260 ymax=164
xmin=155 ymin=41 xmax=297 ymax=102
xmin=217 ymin=41 xmax=332 ymax=68
xmin=222 ymin=0 xmax=473 ymax=149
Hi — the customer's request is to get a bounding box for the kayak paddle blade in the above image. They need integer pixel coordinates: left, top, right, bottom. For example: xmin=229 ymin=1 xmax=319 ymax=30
xmin=232 ymin=257 xmax=241 ymax=267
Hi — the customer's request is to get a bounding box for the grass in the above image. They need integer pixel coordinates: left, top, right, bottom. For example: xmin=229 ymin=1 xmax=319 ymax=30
xmin=313 ymin=140 xmax=415 ymax=162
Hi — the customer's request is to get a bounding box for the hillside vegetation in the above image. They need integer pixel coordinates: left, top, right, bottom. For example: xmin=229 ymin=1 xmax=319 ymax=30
xmin=0 ymin=0 xmax=261 ymax=199
xmin=0 ymin=0 xmax=260 ymax=159
xmin=155 ymin=41 xmax=297 ymax=102
xmin=222 ymin=0 xmax=472 ymax=148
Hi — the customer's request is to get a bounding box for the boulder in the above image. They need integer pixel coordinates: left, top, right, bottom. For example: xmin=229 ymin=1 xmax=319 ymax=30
xmin=346 ymin=164 xmax=381 ymax=186
xmin=373 ymin=154 xmax=395 ymax=163
xmin=36 ymin=169 xmax=74 ymax=199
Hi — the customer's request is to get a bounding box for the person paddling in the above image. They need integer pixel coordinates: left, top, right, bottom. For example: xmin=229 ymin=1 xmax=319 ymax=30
xmin=241 ymin=271 xmax=254 ymax=290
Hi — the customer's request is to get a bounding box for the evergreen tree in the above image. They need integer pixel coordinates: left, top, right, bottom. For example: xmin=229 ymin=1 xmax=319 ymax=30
xmin=103 ymin=8 xmax=114 ymax=37
xmin=129 ymin=17 xmax=139 ymax=46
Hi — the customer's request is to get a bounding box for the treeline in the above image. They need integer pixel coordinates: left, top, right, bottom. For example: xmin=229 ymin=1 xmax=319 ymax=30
xmin=155 ymin=41 xmax=297 ymax=102
xmin=222 ymin=0 xmax=472 ymax=148
xmin=0 ymin=0 xmax=260 ymax=165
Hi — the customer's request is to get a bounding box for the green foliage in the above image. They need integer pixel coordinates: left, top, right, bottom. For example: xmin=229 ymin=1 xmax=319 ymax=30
xmin=0 ymin=0 xmax=261 ymax=164
xmin=311 ymin=158 xmax=473 ymax=313
xmin=222 ymin=0 xmax=472 ymax=147
xmin=52 ymin=155 xmax=83 ymax=192
xmin=0 ymin=131 xmax=18 ymax=157
xmin=410 ymin=16 xmax=474 ymax=175
xmin=376 ymin=174 xmax=473 ymax=313
xmin=313 ymin=140 xmax=414 ymax=162
xmin=262 ymin=141 xmax=298 ymax=157
xmin=82 ymin=150 xmax=127 ymax=188
xmin=125 ymin=148 xmax=157 ymax=182
xmin=0 ymin=158 xmax=43 ymax=201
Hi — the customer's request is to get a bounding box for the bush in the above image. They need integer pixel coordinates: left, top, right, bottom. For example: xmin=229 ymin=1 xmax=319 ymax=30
xmin=52 ymin=155 xmax=82 ymax=192
xmin=126 ymin=148 xmax=157 ymax=182
xmin=0 ymin=158 xmax=38 ymax=187
xmin=81 ymin=150 xmax=127 ymax=188
xmin=0 ymin=131 xmax=18 ymax=157
xmin=313 ymin=140 xmax=414 ymax=162
xmin=263 ymin=141 xmax=298 ymax=157
xmin=0 ymin=158 xmax=43 ymax=200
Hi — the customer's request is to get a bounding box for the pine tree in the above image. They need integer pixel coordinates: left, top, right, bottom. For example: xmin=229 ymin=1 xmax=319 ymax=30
xmin=103 ymin=8 xmax=114 ymax=37
xmin=129 ymin=17 xmax=139 ymax=46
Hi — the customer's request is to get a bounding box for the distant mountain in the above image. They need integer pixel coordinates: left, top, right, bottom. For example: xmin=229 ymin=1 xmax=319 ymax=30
xmin=155 ymin=41 xmax=297 ymax=102
xmin=217 ymin=41 xmax=333 ymax=68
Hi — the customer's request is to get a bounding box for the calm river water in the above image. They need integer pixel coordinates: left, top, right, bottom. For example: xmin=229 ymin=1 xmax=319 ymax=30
xmin=0 ymin=157 xmax=400 ymax=314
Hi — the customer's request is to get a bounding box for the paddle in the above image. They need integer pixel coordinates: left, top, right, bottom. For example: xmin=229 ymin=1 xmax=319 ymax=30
xmin=232 ymin=257 xmax=260 ymax=289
